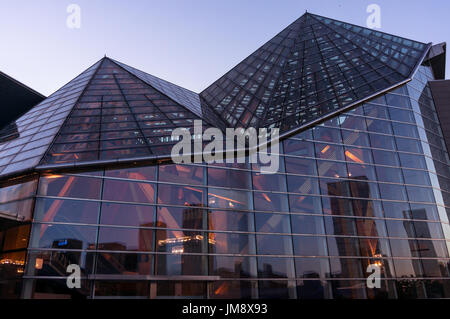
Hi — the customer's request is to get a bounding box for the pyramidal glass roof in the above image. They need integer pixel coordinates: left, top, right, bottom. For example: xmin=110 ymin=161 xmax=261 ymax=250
xmin=0 ymin=12 xmax=433 ymax=177
xmin=200 ymin=12 xmax=429 ymax=133
xmin=0 ymin=60 xmax=101 ymax=176
xmin=40 ymin=58 xmax=213 ymax=165
xmin=112 ymin=58 xmax=226 ymax=130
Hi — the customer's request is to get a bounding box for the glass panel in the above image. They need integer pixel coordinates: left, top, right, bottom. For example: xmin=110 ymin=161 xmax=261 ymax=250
xmin=257 ymin=257 xmax=295 ymax=278
xmin=293 ymin=236 xmax=328 ymax=256
xmin=283 ymin=139 xmax=315 ymax=157
xmin=375 ymin=166 xmax=404 ymax=183
xmin=291 ymin=215 xmax=325 ymax=234
xmin=252 ymin=173 xmax=286 ymax=192
xmin=96 ymin=253 xmax=152 ymax=275
xmin=98 ymin=227 xmax=153 ymax=251
xmin=101 ymin=202 xmax=154 ymax=227
xmin=295 ymin=258 xmax=329 ymax=278
xmin=208 ymin=188 xmax=250 ymax=210
xmin=210 ymin=233 xmax=255 ymax=254
xmin=26 ymin=251 xmax=93 ymax=277
xmin=209 ymin=210 xmax=253 ymax=231
xmin=158 ymin=184 xmax=204 ymax=206
xmin=105 ymin=166 xmax=156 ymax=181
xmin=209 ymin=281 xmax=257 ymax=299
xmin=379 ymin=183 xmax=407 ymax=201
xmin=254 ymin=192 xmax=289 ymax=212
xmin=285 ymin=157 xmax=316 ymax=175
xmin=38 ymin=175 xmax=101 ymax=199
xmin=256 ymin=234 xmax=292 ymax=255
xmin=103 ymin=180 xmax=155 ymax=204
xmin=289 ymin=195 xmax=322 ymax=214
xmin=208 ymin=167 xmax=250 ymax=189
xmin=34 ymin=198 xmax=99 ymax=224
xmin=287 ymin=176 xmax=319 ymax=194
xmin=159 ymin=164 xmax=203 ymax=186
xmin=0 ymin=224 xmax=30 ymax=251
xmin=209 ymin=256 xmax=257 ymax=278
xmin=30 ymin=224 xmax=96 ymax=250
xmin=157 ymin=206 xmax=203 ymax=229
xmin=255 ymin=213 xmax=291 ymax=233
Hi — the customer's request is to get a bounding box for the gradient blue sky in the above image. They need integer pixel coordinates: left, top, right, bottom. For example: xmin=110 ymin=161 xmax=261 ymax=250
xmin=0 ymin=0 xmax=448 ymax=96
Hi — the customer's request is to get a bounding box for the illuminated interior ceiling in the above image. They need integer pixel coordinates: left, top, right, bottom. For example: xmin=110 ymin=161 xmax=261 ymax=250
xmin=0 ymin=12 xmax=433 ymax=177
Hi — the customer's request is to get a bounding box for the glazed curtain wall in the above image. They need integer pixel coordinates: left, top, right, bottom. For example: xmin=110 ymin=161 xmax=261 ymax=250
xmin=21 ymin=65 xmax=450 ymax=299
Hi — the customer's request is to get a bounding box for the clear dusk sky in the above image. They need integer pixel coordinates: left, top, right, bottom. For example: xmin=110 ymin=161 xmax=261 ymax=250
xmin=0 ymin=0 xmax=448 ymax=96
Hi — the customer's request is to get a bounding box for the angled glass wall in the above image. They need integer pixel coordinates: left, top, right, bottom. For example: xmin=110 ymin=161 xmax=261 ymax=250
xmin=17 ymin=63 xmax=450 ymax=299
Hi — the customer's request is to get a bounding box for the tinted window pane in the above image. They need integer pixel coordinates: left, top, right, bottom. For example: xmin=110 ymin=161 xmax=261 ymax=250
xmin=158 ymin=184 xmax=204 ymax=206
xmin=289 ymin=195 xmax=322 ymax=214
xmin=38 ymin=175 xmax=101 ymax=199
xmin=379 ymin=183 xmax=407 ymax=201
xmin=293 ymin=236 xmax=327 ymax=256
xmin=209 ymin=211 xmax=253 ymax=231
xmin=399 ymin=153 xmax=427 ymax=169
xmin=372 ymin=150 xmax=399 ymax=166
xmin=291 ymin=215 xmax=325 ymax=234
xmin=105 ymin=166 xmax=155 ymax=181
xmin=157 ymin=206 xmax=203 ymax=229
xmin=96 ymin=253 xmax=152 ymax=275
xmin=209 ymin=256 xmax=256 ymax=278
xmin=159 ymin=164 xmax=203 ymax=185
xmin=101 ymin=202 xmax=154 ymax=227
xmin=288 ymin=176 xmax=319 ymax=194
xmin=283 ymin=139 xmax=314 ymax=157
xmin=30 ymin=224 xmax=96 ymax=250
xmin=208 ymin=167 xmax=250 ymax=189
xmin=98 ymin=227 xmax=153 ymax=251
xmin=211 ymin=233 xmax=255 ymax=254
xmin=375 ymin=166 xmax=404 ymax=183
xmin=256 ymin=213 xmax=290 ymax=233
xmin=285 ymin=157 xmax=316 ymax=175
xmin=103 ymin=180 xmax=155 ymax=203
xmin=208 ymin=188 xmax=250 ymax=210
xmin=369 ymin=133 xmax=396 ymax=150
xmin=392 ymin=122 xmax=419 ymax=138
xmin=403 ymin=169 xmax=431 ymax=186
xmin=386 ymin=94 xmax=411 ymax=108
xmin=252 ymin=173 xmax=286 ymax=192
xmin=34 ymin=198 xmax=99 ymax=224
xmin=295 ymin=258 xmax=330 ymax=278
xmin=258 ymin=257 xmax=295 ymax=278
xmin=256 ymin=235 xmax=292 ymax=255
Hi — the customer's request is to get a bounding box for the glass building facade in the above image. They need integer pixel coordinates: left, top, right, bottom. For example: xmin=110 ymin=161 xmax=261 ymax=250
xmin=0 ymin=13 xmax=449 ymax=299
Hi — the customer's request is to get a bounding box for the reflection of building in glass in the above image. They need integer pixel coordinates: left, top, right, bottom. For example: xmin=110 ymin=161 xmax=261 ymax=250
xmin=0 ymin=12 xmax=449 ymax=299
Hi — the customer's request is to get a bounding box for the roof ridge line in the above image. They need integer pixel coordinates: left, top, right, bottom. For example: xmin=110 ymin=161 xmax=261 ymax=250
xmin=37 ymin=58 xmax=106 ymax=166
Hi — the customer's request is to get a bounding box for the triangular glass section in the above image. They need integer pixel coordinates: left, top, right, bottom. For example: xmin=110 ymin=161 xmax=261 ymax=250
xmin=200 ymin=12 xmax=429 ymax=134
xmin=199 ymin=15 xmax=305 ymax=128
xmin=111 ymin=59 xmax=226 ymax=130
xmin=0 ymin=60 xmax=101 ymax=176
xmin=41 ymin=58 xmax=207 ymax=165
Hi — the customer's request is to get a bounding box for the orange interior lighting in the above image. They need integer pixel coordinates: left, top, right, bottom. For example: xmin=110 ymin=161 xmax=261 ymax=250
xmin=321 ymin=145 xmax=330 ymax=154
xmin=262 ymin=193 xmax=272 ymax=202
xmin=345 ymin=150 xmax=364 ymax=164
